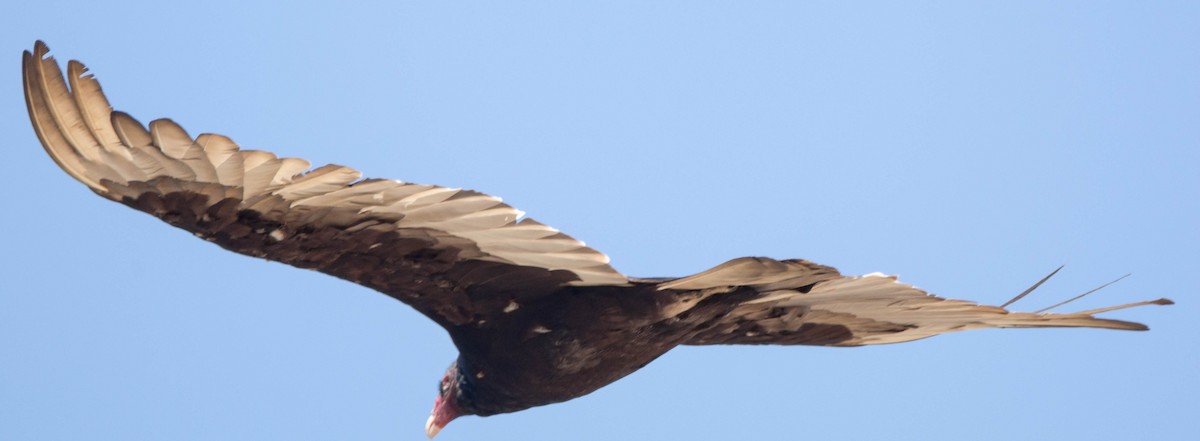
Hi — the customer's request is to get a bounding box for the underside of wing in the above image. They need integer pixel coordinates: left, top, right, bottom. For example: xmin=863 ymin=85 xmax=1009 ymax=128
xmin=668 ymin=257 xmax=1172 ymax=346
xmin=23 ymin=42 xmax=628 ymax=324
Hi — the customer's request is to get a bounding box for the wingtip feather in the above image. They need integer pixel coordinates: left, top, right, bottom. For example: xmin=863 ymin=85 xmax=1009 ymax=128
xmin=23 ymin=41 xmax=105 ymax=189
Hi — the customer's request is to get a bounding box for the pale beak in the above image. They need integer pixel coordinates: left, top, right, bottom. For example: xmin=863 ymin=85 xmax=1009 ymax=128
xmin=425 ymin=414 xmax=443 ymax=439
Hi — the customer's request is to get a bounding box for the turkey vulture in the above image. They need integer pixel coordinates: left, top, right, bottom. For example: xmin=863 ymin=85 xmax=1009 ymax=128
xmin=23 ymin=41 xmax=1170 ymax=438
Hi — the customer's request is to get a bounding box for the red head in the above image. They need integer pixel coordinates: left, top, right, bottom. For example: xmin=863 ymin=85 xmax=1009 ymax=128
xmin=425 ymin=363 xmax=464 ymax=438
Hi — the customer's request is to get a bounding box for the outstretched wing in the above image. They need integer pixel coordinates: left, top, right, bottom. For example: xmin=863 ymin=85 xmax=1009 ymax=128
xmin=664 ymin=257 xmax=1171 ymax=346
xmin=24 ymin=42 xmax=627 ymax=326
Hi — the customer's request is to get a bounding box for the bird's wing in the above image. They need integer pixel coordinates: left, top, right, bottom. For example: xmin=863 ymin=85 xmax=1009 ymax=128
xmin=24 ymin=42 xmax=627 ymax=326
xmin=665 ymin=257 xmax=1171 ymax=346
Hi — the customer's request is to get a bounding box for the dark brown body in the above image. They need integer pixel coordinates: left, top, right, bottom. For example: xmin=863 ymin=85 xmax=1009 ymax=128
xmin=447 ymin=283 xmax=705 ymax=415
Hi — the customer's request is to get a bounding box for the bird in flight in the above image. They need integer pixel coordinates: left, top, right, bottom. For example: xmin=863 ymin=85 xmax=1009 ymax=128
xmin=23 ymin=41 xmax=1171 ymax=438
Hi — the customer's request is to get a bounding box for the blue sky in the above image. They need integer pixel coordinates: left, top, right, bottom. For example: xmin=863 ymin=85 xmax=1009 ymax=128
xmin=1 ymin=1 xmax=1196 ymax=440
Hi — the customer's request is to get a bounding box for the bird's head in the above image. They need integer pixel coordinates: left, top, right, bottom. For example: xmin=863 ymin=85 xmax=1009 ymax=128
xmin=426 ymin=361 xmax=468 ymax=438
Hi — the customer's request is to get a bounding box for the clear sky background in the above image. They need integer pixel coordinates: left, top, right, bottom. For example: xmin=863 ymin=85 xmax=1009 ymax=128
xmin=1 ymin=2 xmax=1196 ymax=440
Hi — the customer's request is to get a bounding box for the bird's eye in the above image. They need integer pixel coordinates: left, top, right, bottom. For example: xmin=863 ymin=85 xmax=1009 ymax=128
xmin=440 ymin=380 xmax=449 ymax=394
